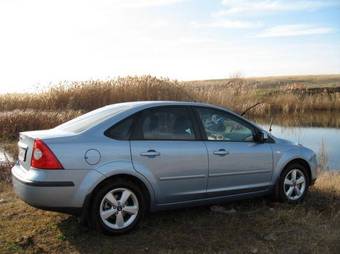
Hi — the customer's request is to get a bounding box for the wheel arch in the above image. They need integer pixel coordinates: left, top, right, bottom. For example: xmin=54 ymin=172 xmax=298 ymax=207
xmin=82 ymin=173 xmax=154 ymax=225
xmin=280 ymin=158 xmax=312 ymax=184
xmin=97 ymin=174 xmax=151 ymax=206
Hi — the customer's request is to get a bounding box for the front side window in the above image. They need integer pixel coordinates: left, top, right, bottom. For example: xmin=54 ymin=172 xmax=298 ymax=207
xmin=139 ymin=107 xmax=196 ymax=140
xmin=196 ymin=107 xmax=254 ymax=142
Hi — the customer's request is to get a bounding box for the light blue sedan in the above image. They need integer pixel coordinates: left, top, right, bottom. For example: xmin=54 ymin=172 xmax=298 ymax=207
xmin=11 ymin=101 xmax=318 ymax=234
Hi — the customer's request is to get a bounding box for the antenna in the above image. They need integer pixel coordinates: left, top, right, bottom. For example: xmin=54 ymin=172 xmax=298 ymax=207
xmin=269 ymin=117 xmax=273 ymax=132
xmin=240 ymin=102 xmax=263 ymax=116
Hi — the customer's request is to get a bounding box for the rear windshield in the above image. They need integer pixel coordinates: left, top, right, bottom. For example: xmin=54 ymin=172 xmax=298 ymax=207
xmin=55 ymin=104 xmax=130 ymax=133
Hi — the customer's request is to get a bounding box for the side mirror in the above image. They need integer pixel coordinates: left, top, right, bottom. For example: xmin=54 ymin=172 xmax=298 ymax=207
xmin=255 ymin=131 xmax=268 ymax=143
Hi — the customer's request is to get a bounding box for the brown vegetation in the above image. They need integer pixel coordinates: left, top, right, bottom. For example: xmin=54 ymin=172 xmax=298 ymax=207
xmin=0 ymin=110 xmax=82 ymax=141
xmin=0 ymin=76 xmax=192 ymax=112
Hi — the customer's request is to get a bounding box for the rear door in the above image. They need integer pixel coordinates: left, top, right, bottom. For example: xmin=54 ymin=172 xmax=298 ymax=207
xmin=130 ymin=106 xmax=208 ymax=204
xmin=194 ymin=106 xmax=273 ymax=196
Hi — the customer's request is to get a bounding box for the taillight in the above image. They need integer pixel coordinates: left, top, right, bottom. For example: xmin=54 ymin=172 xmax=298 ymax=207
xmin=31 ymin=139 xmax=63 ymax=169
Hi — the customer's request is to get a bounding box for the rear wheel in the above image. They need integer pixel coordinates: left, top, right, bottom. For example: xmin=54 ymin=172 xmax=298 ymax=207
xmin=90 ymin=179 xmax=146 ymax=235
xmin=275 ymin=163 xmax=309 ymax=203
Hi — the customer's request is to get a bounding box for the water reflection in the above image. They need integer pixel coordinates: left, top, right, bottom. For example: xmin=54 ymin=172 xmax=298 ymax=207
xmin=251 ymin=111 xmax=340 ymax=128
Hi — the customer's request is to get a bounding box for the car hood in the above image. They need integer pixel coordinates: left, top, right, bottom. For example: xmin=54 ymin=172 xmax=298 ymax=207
xmin=274 ymin=137 xmax=297 ymax=145
xmin=272 ymin=136 xmax=313 ymax=152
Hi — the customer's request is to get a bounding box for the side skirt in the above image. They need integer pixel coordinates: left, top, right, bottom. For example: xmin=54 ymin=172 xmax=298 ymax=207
xmin=152 ymin=187 xmax=273 ymax=212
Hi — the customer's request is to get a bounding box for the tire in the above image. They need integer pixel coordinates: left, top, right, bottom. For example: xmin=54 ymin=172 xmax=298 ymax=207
xmin=90 ymin=178 xmax=146 ymax=235
xmin=274 ymin=163 xmax=309 ymax=204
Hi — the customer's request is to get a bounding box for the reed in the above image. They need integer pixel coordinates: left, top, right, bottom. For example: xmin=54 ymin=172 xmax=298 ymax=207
xmin=0 ymin=110 xmax=82 ymax=141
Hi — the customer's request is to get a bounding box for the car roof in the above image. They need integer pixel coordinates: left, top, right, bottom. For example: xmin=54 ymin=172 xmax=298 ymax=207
xmin=74 ymin=100 xmax=265 ymax=136
xmin=103 ymin=100 xmax=218 ymax=110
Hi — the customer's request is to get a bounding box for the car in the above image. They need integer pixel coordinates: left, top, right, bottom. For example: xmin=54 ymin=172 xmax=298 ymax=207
xmin=11 ymin=101 xmax=318 ymax=234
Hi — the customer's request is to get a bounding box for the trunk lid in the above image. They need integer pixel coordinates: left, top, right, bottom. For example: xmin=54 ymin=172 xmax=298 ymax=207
xmin=18 ymin=128 xmax=75 ymax=170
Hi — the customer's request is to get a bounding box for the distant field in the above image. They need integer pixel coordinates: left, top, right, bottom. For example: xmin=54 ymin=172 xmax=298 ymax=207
xmin=185 ymin=74 xmax=340 ymax=90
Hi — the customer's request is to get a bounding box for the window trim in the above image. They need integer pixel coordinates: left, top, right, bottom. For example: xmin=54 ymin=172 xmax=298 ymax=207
xmin=131 ymin=105 xmax=201 ymax=141
xmin=193 ymin=106 xmax=259 ymax=143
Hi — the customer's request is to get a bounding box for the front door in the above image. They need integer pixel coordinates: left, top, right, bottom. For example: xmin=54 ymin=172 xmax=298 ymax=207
xmin=194 ymin=107 xmax=273 ymax=196
xmin=130 ymin=106 xmax=208 ymax=204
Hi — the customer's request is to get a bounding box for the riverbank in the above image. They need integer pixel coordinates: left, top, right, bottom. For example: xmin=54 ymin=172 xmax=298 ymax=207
xmin=0 ymin=170 xmax=339 ymax=253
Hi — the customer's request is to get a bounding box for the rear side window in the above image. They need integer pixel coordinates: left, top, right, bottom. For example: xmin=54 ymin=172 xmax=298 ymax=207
xmin=138 ymin=107 xmax=196 ymax=140
xmin=104 ymin=117 xmax=134 ymax=140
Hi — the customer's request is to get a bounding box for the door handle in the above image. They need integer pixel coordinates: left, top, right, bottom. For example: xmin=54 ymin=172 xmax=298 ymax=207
xmin=140 ymin=150 xmax=160 ymax=157
xmin=213 ymin=149 xmax=229 ymax=156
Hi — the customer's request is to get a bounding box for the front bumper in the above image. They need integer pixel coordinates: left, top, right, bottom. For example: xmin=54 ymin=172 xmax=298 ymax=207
xmin=308 ymin=153 xmax=318 ymax=183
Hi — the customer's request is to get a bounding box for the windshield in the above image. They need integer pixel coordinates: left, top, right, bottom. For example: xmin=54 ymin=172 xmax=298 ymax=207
xmin=56 ymin=104 xmax=130 ymax=133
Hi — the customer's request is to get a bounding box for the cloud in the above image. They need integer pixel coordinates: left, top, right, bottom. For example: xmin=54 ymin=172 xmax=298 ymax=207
xmin=117 ymin=0 xmax=186 ymax=8
xmin=192 ymin=19 xmax=261 ymax=29
xmin=215 ymin=0 xmax=339 ymax=16
xmin=257 ymin=24 xmax=334 ymax=37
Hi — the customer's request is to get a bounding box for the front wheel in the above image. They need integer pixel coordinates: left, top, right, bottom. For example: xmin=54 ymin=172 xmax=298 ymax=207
xmin=90 ymin=179 xmax=146 ymax=235
xmin=275 ymin=163 xmax=309 ymax=203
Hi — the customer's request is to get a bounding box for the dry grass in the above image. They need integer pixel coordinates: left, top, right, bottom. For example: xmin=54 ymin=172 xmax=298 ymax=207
xmin=0 ymin=75 xmax=339 ymax=114
xmin=0 ymin=76 xmax=192 ymax=112
xmin=0 ymin=75 xmax=339 ymax=141
xmin=251 ymin=111 xmax=340 ymax=128
xmin=0 ymin=171 xmax=339 ymax=254
xmin=0 ymin=110 xmax=82 ymax=141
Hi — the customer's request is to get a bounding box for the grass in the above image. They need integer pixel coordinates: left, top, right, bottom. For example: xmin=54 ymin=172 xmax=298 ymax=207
xmin=0 ymin=171 xmax=340 ymax=254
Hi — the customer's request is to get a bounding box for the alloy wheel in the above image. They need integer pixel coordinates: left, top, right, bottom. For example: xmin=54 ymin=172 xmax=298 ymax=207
xmin=283 ymin=169 xmax=306 ymax=201
xmin=99 ymin=188 xmax=139 ymax=230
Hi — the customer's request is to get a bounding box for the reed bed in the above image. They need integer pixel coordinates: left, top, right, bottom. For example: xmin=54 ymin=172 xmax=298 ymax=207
xmin=0 ymin=110 xmax=82 ymax=141
xmin=0 ymin=76 xmax=192 ymax=112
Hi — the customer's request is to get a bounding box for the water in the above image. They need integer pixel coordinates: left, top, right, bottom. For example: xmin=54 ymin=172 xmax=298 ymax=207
xmin=259 ymin=124 xmax=340 ymax=170
xmin=252 ymin=112 xmax=340 ymax=170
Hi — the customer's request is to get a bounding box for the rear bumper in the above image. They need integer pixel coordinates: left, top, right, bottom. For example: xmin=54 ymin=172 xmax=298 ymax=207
xmin=12 ymin=172 xmax=81 ymax=215
xmin=11 ymin=163 xmax=104 ymax=215
xmin=12 ymin=173 xmax=74 ymax=187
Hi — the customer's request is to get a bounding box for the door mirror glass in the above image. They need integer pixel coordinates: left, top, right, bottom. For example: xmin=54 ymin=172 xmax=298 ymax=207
xmin=254 ymin=131 xmax=268 ymax=143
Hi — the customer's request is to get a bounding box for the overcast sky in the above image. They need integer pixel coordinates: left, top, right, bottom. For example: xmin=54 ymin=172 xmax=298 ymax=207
xmin=0 ymin=0 xmax=339 ymax=93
